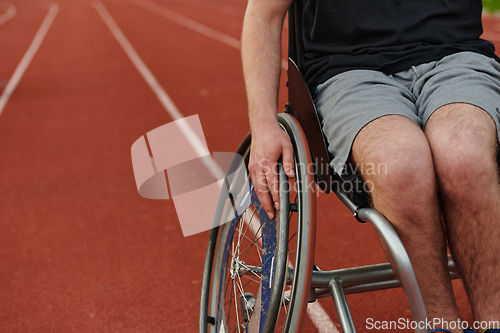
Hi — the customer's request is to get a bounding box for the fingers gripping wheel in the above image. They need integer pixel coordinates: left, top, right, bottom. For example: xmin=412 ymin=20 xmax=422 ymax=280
xmin=200 ymin=114 xmax=316 ymax=333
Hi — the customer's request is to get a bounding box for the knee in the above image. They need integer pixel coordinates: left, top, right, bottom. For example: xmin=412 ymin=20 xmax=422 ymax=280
xmin=426 ymin=104 xmax=499 ymax=201
xmin=362 ymin=140 xmax=437 ymax=217
xmin=433 ymin=145 xmax=498 ymax=201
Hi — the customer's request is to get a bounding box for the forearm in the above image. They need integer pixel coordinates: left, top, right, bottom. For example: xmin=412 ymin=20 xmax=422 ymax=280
xmin=241 ymin=0 xmax=290 ymax=133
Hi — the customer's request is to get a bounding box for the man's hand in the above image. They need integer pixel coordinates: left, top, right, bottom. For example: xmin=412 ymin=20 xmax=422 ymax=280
xmin=248 ymin=122 xmax=295 ymax=220
xmin=241 ymin=0 xmax=293 ymax=219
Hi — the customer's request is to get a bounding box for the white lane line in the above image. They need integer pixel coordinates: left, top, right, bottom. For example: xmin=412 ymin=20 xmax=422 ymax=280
xmin=134 ymin=0 xmax=241 ymax=49
xmin=132 ymin=0 xmax=288 ymax=69
xmin=286 ymin=259 xmax=338 ymax=332
xmin=163 ymin=0 xmax=245 ymax=16
xmin=0 ymin=2 xmax=59 ymax=117
xmin=307 ymin=301 xmax=340 ymax=333
xmin=94 ymin=1 xmax=209 ymax=159
xmin=0 ymin=3 xmax=16 ymax=26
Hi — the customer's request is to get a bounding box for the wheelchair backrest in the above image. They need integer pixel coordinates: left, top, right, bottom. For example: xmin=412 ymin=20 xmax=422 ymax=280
xmin=286 ymin=0 xmax=333 ymax=194
xmin=286 ymin=1 xmax=370 ymax=210
xmin=288 ymin=0 xmax=304 ymax=72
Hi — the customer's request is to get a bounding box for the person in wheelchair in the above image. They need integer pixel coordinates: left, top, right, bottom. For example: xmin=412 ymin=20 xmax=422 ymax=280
xmin=241 ymin=0 xmax=500 ymax=332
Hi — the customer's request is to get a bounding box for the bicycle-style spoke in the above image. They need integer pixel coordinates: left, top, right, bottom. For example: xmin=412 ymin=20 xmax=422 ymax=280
xmin=237 ymin=262 xmax=262 ymax=281
xmin=281 ymin=288 xmax=290 ymax=314
xmin=240 ymin=274 xmax=260 ymax=288
xmin=233 ymin=276 xmax=242 ymax=333
xmin=235 ymin=225 xmax=263 ymax=255
xmin=224 ymin=203 xmax=264 ymax=332
xmin=238 ymin=234 xmax=263 ymax=260
xmin=235 ymin=276 xmax=251 ymax=315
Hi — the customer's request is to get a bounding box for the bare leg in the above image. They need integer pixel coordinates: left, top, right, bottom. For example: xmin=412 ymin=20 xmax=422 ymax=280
xmin=351 ymin=115 xmax=461 ymax=326
xmin=425 ymin=103 xmax=500 ymax=321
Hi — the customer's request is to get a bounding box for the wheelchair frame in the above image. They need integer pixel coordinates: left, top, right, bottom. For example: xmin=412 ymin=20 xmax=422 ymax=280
xmin=199 ymin=1 xmax=461 ymax=332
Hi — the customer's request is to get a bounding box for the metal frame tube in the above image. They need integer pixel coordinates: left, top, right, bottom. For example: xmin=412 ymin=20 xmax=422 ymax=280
xmin=357 ymin=208 xmax=428 ymax=333
xmin=310 ymin=263 xmax=394 ymax=288
xmin=329 ymin=279 xmax=356 ymax=333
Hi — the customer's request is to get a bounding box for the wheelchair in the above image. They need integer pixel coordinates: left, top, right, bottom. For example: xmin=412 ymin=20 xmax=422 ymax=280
xmin=199 ymin=1 xmax=460 ymax=332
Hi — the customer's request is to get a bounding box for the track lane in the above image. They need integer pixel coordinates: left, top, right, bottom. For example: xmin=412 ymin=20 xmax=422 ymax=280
xmin=0 ymin=4 xmax=50 ymax=93
xmin=482 ymin=14 xmax=500 ymax=48
xmin=101 ymin=0 xmax=252 ymax=153
xmin=0 ymin=2 xmax=58 ymax=115
xmin=130 ymin=0 xmax=243 ymax=44
xmin=0 ymin=3 xmax=16 ymax=26
xmin=157 ymin=0 xmax=246 ymax=16
xmin=0 ymin=1 xmax=206 ymax=331
xmin=0 ymin=0 xmax=498 ymax=331
xmin=102 ymin=0 xmax=289 ymax=147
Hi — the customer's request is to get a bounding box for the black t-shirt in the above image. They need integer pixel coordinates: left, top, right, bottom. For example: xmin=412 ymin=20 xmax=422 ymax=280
xmin=301 ymin=0 xmax=499 ymax=93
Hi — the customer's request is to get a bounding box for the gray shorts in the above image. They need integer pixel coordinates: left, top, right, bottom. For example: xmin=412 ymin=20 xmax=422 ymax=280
xmin=315 ymin=51 xmax=500 ymax=176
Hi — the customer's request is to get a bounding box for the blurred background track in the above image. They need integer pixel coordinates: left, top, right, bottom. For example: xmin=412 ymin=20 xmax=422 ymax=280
xmin=0 ymin=1 xmax=499 ymax=331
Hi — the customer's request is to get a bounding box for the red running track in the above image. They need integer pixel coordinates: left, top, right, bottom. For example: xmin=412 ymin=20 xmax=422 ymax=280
xmin=0 ymin=1 xmax=500 ymax=331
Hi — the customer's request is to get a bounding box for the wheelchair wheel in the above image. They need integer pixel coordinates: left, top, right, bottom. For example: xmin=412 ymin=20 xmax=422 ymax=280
xmin=200 ymin=113 xmax=316 ymax=333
